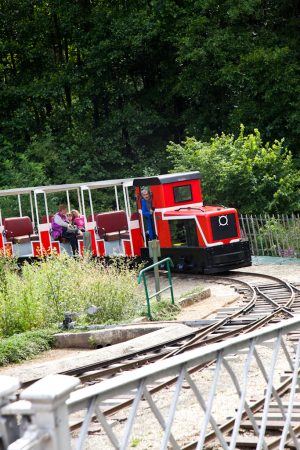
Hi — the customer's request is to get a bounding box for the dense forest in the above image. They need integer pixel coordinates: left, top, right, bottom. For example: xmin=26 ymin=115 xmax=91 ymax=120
xmin=0 ymin=0 xmax=299 ymax=193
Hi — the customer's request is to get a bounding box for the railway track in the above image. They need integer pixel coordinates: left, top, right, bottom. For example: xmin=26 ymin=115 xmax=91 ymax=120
xmin=20 ymin=271 xmax=298 ymax=389
xmin=19 ymin=270 xmax=300 ymax=448
xmin=64 ymin=271 xmax=300 ymax=380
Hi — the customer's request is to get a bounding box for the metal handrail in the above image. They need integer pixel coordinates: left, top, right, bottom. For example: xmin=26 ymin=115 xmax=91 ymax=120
xmin=138 ymin=257 xmax=174 ymax=319
xmin=3 ymin=316 xmax=300 ymax=449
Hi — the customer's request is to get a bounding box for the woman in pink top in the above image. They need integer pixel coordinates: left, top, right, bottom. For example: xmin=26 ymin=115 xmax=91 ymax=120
xmin=71 ymin=210 xmax=86 ymax=232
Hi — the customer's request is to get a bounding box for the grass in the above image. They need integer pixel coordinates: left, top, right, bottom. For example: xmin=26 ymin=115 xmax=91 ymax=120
xmin=179 ymin=286 xmax=204 ymax=298
xmin=141 ymin=300 xmax=181 ymax=321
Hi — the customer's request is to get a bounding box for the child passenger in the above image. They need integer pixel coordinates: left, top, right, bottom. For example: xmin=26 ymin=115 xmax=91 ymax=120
xmin=71 ymin=209 xmax=86 ymax=232
xmin=66 ymin=212 xmax=74 ymax=226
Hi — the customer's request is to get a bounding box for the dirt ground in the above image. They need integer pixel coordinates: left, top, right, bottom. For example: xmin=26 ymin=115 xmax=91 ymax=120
xmin=0 ymin=261 xmax=299 ymax=375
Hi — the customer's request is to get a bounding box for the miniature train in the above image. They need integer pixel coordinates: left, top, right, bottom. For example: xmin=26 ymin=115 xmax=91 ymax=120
xmin=0 ymin=172 xmax=251 ymax=273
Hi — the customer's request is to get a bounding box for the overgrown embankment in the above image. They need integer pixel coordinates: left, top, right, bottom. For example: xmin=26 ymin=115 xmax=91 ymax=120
xmin=0 ymin=255 xmax=143 ymax=365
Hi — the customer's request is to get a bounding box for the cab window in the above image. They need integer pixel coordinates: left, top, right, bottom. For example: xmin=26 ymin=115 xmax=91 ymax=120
xmin=173 ymin=184 xmax=192 ymax=203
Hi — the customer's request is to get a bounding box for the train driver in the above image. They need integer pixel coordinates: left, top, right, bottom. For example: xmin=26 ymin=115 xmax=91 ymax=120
xmin=141 ymin=188 xmax=156 ymax=241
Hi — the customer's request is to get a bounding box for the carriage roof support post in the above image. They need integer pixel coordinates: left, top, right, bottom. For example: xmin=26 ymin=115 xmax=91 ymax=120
xmin=77 ymin=188 xmax=82 ymax=215
xmin=122 ymin=184 xmax=131 ymax=219
xmin=44 ymin=192 xmax=50 ymax=225
xmin=17 ymin=194 xmax=22 ymax=217
xmin=114 ymin=185 xmax=119 ymax=211
xmin=34 ymin=189 xmax=48 ymax=226
xmin=66 ymin=190 xmax=70 ymax=212
xmin=34 ymin=191 xmax=40 ymax=228
xmin=87 ymin=188 xmax=94 ymax=224
xmin=122 ymin=182 xmax=134 ymax=255
xmin=29 ymin=192 xmax=35 ymax=227
xmin=80 ymin=187 xmax=87 ymax=220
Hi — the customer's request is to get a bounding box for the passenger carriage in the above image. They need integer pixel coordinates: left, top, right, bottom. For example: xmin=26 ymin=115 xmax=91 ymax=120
xmin=0 ymin=172 xmax=251 ymax=273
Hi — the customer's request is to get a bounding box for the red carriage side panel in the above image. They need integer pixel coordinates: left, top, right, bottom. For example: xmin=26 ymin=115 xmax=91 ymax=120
xmin=122 ymin=240 xmax=132 ymax=257
xmin=0 ymin=226 xmax=4 ymax=254
xmin=97 ymin=240 xmax=105 ymax=256
xmin=38 ymin=224 xmax=52 ymax=255
xmin=130 ymin=212 xmax=144 ymax=256
xmin=51 ymin=241 xmax=60 ymax=255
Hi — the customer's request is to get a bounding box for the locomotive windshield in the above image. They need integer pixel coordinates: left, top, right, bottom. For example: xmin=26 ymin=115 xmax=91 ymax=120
xmin=173 ymin=184 xmax=192 ymax=203
xmin=169 ymin=219 xmax=198 ymax=247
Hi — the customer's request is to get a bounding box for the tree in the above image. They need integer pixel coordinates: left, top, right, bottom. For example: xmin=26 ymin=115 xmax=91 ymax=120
xmin=0 ymin=0 xmax=300 ymax=190
xmin=167 ymin=125 xmax=300 ymax=213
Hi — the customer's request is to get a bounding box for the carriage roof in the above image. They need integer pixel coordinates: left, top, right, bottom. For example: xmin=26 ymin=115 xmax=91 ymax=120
xmin=0 ymin=172 xmax=200 ymax=197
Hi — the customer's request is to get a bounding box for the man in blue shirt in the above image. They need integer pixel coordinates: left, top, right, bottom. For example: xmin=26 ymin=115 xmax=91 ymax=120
xmin=141 ymin=188 xmax=155 ymax=241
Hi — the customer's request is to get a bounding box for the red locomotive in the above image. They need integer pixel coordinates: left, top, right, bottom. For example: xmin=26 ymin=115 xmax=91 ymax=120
xmin=0 ymin=171 xmax=251 ymax=273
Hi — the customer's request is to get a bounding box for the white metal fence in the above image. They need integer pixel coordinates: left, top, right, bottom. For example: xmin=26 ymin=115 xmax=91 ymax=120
xmin=240 ymin=213 xmax=300 ymax=257
xmin=2 ymin=316 xmax=300 ymax=449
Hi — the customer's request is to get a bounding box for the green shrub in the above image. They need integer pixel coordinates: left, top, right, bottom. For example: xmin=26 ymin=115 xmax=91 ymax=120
xmin=0 ymin=255 xmax=143 ymax=337
xmin=167 ymin=126 xmax=300 ymax=214
xmin=0 ymin=330 xmax=55 ymax=366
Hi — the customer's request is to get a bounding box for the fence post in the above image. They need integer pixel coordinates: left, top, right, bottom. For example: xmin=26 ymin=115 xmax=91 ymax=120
xmin=0 ymin=376 xmax=20 ymax=448
xmin=13 ymin=374 xmax=80 ymax=450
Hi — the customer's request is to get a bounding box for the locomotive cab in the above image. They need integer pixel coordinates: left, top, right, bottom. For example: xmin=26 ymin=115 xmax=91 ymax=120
xmin=133 ymin=172 xmax=251 ymax=273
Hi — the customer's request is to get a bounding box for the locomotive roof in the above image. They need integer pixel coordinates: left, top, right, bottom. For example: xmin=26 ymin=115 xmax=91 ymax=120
xmin=132 ymin=171 xmax=200 ymax=187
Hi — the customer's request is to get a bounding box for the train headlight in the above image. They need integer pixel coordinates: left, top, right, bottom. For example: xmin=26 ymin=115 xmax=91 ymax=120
xmin=219 ymin=215 xmax=228 ymax=227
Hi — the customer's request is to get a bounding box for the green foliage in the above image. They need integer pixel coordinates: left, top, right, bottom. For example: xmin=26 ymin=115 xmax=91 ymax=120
xmin=0 ymin=330 xmax=54 ymax=366
xmin=256 ymin=216 xmax=300 ymax=258
xmin=167 ymin=126 xmax=300 ymax=214
xmin=1 ymin=0 xmax=300 ymax=190
xmin=0 ymin=255 xmax=143 ymax=337
xmin=130 ymin=437 xmax=142 ymax=448
xmin=141 ymin=300 xmax=181 ymax=321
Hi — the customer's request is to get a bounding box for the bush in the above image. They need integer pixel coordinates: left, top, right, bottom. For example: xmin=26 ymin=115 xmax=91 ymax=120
xmin=0 ymin=330 xmax=55 ymax=366
xmin=0 ymin=255 xmax=143 ymax=337
xmin=167 ymin=125 xmax=300 ymax=214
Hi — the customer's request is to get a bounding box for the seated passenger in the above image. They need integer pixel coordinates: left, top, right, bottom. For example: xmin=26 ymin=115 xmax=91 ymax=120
xmin=51 ymin=204 xmax=80 ymax=254
xmin=71 ymin=209 xmax=86 ymax=232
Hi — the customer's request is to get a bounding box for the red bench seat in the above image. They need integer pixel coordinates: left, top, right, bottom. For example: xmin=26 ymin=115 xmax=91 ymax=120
xmin=4 ymin=217 xmax=39 ymax=244
xmin=96 ymin=211 xmax=129 ymax=241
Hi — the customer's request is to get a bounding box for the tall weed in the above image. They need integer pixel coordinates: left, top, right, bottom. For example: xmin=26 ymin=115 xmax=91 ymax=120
xmin=0 ymin=255 xmax=143 ymax=336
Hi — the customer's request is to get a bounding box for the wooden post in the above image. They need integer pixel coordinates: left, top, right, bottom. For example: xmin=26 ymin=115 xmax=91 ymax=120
xmin=250 ymin=215 xmax=259 ymax=256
